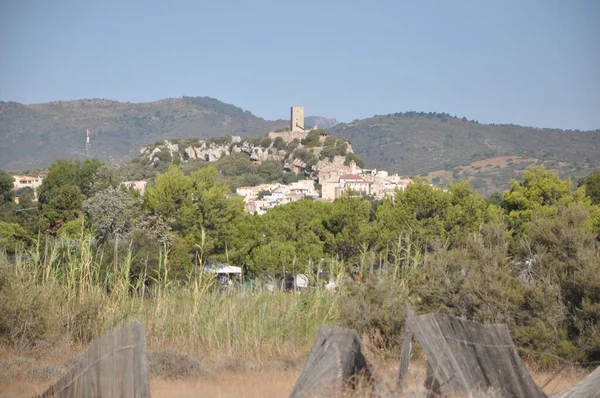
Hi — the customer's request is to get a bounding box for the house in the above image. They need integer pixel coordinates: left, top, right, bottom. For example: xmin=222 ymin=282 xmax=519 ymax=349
xmin=12 ymin=175 xmax=44 ymax=202
xmin=13 ymin=175 xmax=43 ymax=190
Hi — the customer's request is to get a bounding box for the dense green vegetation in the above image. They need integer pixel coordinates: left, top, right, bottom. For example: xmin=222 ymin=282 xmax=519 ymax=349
xmin=1 ymin=160 xmax=599 ymax=368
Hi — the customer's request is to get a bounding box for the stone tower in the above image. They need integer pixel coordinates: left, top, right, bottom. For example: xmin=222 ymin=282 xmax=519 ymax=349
xmin=290 ymin=106 xmax=305 ymax=132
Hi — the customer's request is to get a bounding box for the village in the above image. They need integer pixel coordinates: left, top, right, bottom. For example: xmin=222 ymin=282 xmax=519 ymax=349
xmin=236 ymin=106 xmax=413 ymax=214
xmin=9 ymin=106 xmax=413 ymax=213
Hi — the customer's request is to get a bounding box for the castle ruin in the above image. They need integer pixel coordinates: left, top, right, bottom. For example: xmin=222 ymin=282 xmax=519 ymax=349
xmin=268 ymin=105 xmax=311 ymax=142
xmin=291 ymin=105 xmax=305 ymax=132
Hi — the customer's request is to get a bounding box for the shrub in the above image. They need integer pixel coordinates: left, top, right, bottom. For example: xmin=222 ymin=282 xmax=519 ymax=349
xmin=260 ymin=137 xmax=272 ymax=148
xmin=0 ymin=270 xmax=55 ymax=345
xmin=337 ymin=277 xmax=410 ymax=350
xmin=272 ymin=137 xmax=286 ymax=150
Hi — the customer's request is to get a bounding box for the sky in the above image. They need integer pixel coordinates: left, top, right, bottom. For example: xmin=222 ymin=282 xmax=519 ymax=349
xmin=1 ymin=0 xmax=599 ymax=130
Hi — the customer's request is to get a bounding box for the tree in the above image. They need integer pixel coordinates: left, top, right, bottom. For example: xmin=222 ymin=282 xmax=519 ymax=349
xmin=184 ymin=166 xmax=245 ymax=256
xmin=272 ymin=136 xmax=286 ymax=150
xmin=344 ymin=153 xmax=365 ymax=169
xmin=249 ymin=241 xmax=297 ymax=276
xmin=0 ymin=170 xmax=14 ymax=204
xmin=16 ymin=187 xmax=35 ymax=205
xmin=503 ymin=166 xmax=585 ymax=231
xmin=145 ymin=165 xmax=244 ymax=258
xmin=145 ymin=164 xmax=192 ymax=233
xmin=579 ymin=170 xmax=600 ymax=205
xmin=257 ymin=190 xmax=270 ymax=200
xmin=323 ymin=196 xmax=371 ymax=261
xmin=38 ymin=159 xmax=102 ymax=205
xmin=83 ymin=186 xmax=143 ymax=243
xmin=41 ymin=185 xmax=84 ymax=227
xmin=91 ymin=161 xmax=123 ymax=194
xmin=0 ymin=221 xmax=29 ymax=253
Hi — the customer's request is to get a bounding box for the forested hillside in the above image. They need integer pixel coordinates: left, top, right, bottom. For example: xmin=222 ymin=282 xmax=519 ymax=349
xmin=0 ymin=97 xmax=288 ymax=170
xmin=331 ymin=112 xmax=600 ymax=194
xmin=2 ymin=99 xmax=599 ymax=196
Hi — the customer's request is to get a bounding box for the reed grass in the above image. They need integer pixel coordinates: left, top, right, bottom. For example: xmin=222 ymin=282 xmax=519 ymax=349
xmin=0 ymin=235 xmax=340 ymax=362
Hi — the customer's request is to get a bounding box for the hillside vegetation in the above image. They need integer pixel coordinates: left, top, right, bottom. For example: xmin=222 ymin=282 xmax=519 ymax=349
xmin=330 ymin=112 xmax=600 ymax=194
xmin=2 ymin=99 xmax=599 ymax=195
xmin=120 ymin=129 xmax=355 ymax=190
xmin=0 ymin=97 xmax=288 ymax=170
xmin=1 ymin=162 xmax=599 ymax=371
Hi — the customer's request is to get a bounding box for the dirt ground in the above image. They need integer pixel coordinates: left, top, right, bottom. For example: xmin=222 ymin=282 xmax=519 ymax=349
xmin=0 ymin=345 xmax=591 ymax=398
xmin=0 ymin=372 xmax=299 ymax=398
xmin=0 ymin=366 xmax=590 ymax=398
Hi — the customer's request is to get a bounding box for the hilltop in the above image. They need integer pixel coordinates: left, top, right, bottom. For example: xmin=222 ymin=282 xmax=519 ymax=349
xmin=2 ymin=98 xmax=599 ymax=195
xmin=0 ymin=97 xmax=333 ymax=170
xmin=122 ymin=129 xmax=357 ymax=191
xmin=330 ymin=112 xmax=600 ymax=194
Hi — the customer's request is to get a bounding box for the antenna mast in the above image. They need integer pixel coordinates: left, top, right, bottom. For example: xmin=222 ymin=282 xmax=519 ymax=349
xmin=86 ymin=129 xmax=91 ymax=158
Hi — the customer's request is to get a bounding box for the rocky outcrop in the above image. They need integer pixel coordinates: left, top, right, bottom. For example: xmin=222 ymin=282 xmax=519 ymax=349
xmin=139 ymin=135 xmax=356 ymax=179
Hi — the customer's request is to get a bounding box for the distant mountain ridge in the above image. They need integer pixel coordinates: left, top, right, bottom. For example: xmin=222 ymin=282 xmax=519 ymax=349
xmin=329 ymin=112 xmax=600 ymax=194
xmin=305 ymin=116 xmax=339 ymax=129
xmin=0 ymin=97 xmax=330 ymax=171
xmin=1 ymin=98 xmax=598 ymax=195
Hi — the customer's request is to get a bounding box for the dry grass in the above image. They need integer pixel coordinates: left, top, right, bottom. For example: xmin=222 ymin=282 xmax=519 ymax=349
xmin=151 ymin=371 xmax=298 ymax=398
xmin=0 ymin=359 xmax=592 ymax=398
xmin=531 ymin=366 xmax=590 ymax=395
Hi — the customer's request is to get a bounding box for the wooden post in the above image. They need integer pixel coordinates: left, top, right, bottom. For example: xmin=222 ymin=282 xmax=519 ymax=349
xmin=289 ymin=326 xmax=373 ymax=398
xmin=37 ymin=322 xmax=151 ymax=398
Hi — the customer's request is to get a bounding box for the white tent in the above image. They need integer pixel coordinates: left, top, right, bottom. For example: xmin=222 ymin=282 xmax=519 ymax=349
xmin=203 ymin=263 xmax=242 ymax=274
xmin=296 ymin=274 xmax=309 ymax=288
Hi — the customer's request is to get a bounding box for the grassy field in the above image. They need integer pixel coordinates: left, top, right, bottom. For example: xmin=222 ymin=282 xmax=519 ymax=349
xmin=0 ymin=236 xmax=595 ymax=397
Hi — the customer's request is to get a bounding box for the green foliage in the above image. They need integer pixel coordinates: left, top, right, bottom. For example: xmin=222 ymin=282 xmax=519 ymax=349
xmin=373 ymin=179 xmax=489 ymax=251
xmin=259 ymin=137 xmax=272 ymax=148
xmin=0 ymin=170 xmax=13 ymax=204
xmin=0 ymin=98 xmax=289 ymax=171
xmin=2 ymin=160 xmax=600 ymax=367
xmin=41 ymin=184 xmax=85 ymax=227
xmin=0 ymin=269 xmax=56 ymax=345
xmin=323 ymin=196 xmax=371 ymax=261
xmin=16 ymin=187 xmax=35 ymax=204
xmin=257 ymin=190 xmax=270 ymax=200
xmin=320 ymin=139 xmax=348 ymax=161
xmin=242 ymin=200 xmax=330 ymax=274
xmin=329 ymin=113 xmax=600 ymax=196
xmin=272 ymin=136 xmax=286 ymax=150
xmin=579 ymin=170 xmax=600 ymax=205
xmin=344 ymin=153 xmax=365 ymax=169
xmin=286 ymin=139 xmax=300 ymax=152
xmin=0 ymin=221 xmax=29 ymax=253
xmin=338 ymin=278 xmax=410 ymax=349
xmin=83 ymin=187 xmax=143 ymax=243
xmin=207 ymin=135 xmax=232 ymax=146
xmin=145 ymin=165 xmax=244 ymax=258
xmin=301 ymin=130 xmax=323 ymax=147
xmin=323 ymin=136 xmax=337 ymax=147
xmin=503 ymin=166 xmax=589 ymax=232
xmin=295 ymin=149 xmax=318 ymax=169
xmin=57 ymin=217 xmax=85 ymax=238
xmin=38 ymin=159 xmax=102 ymax=205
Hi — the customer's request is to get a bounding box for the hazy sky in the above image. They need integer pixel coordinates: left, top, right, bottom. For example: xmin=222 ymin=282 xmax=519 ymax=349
xmin=1 ymin=0 xmax=599 ymax=129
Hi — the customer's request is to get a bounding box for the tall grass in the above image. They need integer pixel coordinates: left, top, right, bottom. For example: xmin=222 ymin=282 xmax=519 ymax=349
xmin=0 ymin=234 xmax=339 ymax=362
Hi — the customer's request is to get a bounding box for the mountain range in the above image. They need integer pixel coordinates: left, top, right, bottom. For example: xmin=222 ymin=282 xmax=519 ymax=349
xmin=1 ymin=97 xmax=598 ymax=194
